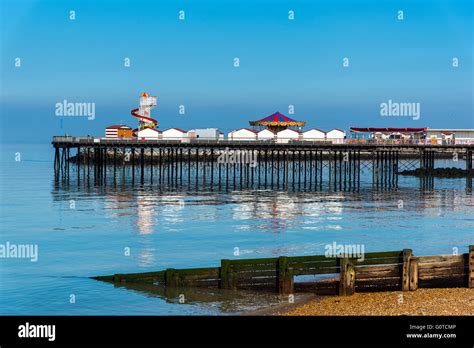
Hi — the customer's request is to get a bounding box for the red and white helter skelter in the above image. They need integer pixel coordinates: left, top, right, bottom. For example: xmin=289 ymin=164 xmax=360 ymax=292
xmin=131 ymin=92 xmax=158 ymax=134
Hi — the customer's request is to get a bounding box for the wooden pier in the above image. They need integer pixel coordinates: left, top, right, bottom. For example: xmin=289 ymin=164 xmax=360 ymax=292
xmin=53 ymin=137 xmax=473 ymax=191
xmin=93 ymin=245 xmax=474 ymax=297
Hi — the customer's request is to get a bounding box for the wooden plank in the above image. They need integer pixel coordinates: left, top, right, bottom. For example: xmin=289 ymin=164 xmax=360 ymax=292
xmin=409 ymin=258 xmax=418 ymax=291
xmin=113 ymin=273 xmax=166 ymax=284
xmin=178 ymin=274 xmax=220 ymax=281
xmin=292 ymin=267 xmax=339 ymax=276
xmin=227 ymin=257 xmax=278 ymax=265
xmin=230 ymin=263 xmax=278 ymax=271
xmin=238 ymin=276 xmax=277 ymax=284
xmin=363 ymin=250 xmax=403 ymax=258
xmin=419 ymin=268 xmax=467 ymax=280
xmin=288 ymin=251 xmax=401 ymax=265
xmin=172 ymin=267 xmax=219 ymax=275
xmin=339 ymin=258 xmax=355 ymax=296
xmin=354 ymin=257 xmax=402 ymax=266
xmin=287 ymin=255 xmax=334 ymax=262
xmin=469 ymin=246 xmax=474 ymax=288
xmin=418 ymin=260 xmax=466 ymax=271
xmin=183 ymin=279 xmax=220 ymax=288
xmin=278 ymin=256 xmax=293 ymax=295
xmin=109 ymin=271 xmax=166 ymax=283
xmin=288 ymin=260 xmax=338 ymax=269
xmin=165 ymin=268 xmax=181 ymax=287
xmin=402 ymin=249 xmax=412 ymax=291
xmin=417 ymin=254 xmax=465 ymax=264
xmin=92 ymin=275 xmax=115 ymax=282
xmin=356 ymin=267 xmax=401 ymax=280
xmin=355 ymin=281 xmax=401 ymax=292
xmin=419 ymin=274 xmax=467 ymax=288
xmin=355 ymin=277 xmax=401 ymax=288
xmin=418 ymin=265 xmax=467 ymax=275
xmin=220 ymin=259 xmax=230 ymax=289
xmin=355 ymin=264 xmax=400 ymax=273
xmin=235 ymin=271 xmax=278 ymax=279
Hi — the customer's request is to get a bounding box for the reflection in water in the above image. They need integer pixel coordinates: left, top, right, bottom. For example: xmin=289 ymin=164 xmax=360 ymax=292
xmin=111 ymin=281 xmax=283 ymax=314
xmin=50 ymin=160 xmax=473 ymax=273
xmin=52 ymin=176 xmax=474 ymax=238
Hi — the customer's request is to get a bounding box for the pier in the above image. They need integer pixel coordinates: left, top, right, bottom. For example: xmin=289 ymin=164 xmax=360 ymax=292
xmin=93 ymin=245 xmax=474 ymax=297
xmin=52 ymin=137 xmax=474 ymax=191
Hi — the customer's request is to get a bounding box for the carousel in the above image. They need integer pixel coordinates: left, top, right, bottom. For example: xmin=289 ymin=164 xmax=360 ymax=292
xmin=249 ymin=111 xmax=306 ymax=133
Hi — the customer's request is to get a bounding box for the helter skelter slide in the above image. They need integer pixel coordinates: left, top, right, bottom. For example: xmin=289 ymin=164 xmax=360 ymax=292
xmin=131 ymin=92 xmax=158 ymax=135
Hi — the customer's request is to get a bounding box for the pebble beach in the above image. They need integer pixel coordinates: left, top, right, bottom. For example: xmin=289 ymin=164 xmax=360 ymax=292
xmin=278 ymin=288 xmax=474 ymax=316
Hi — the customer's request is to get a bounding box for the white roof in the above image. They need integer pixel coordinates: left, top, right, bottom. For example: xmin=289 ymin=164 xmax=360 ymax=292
xmin=303 ymin=128 xmax=326 ymax=134
xmin=138 ymin=128 xmax=161 ymax=133
xmin=277 ymin=128 xmax=300 ymax=134
xmin=163 ymin=128 xmax=187 ymax=133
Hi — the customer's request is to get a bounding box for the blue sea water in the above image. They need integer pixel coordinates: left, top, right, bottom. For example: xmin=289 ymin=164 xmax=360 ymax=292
xmin=0 ymin=143 xmax=473 ymax=315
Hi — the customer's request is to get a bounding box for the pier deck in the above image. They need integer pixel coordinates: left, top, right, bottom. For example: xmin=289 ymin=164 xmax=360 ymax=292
xmin=52 ymin=136 xmax=474 ymax=191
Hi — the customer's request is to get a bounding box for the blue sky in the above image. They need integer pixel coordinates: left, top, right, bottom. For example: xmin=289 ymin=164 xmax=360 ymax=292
xmin=1 ymin=0 xmax=472 ymax=143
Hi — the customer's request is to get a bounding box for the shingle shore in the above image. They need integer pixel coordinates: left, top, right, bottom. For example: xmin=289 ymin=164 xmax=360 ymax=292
xmin=279 ymin=288 xmax=474 ymax=316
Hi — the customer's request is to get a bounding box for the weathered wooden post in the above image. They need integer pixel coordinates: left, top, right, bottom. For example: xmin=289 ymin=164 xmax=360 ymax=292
xmin=402 ymin=249 xmax=413 ymax=291
xmin=339 ymin=257 xmax=355 ymax=296
xmin=409 ymin=257 xmax=418 ymax=291
xmin=278 ymin=256 xmax=294 ymax=295
xmin=469 ymin=245 xmax=474 ymax=288
xmin=165 ymin=268 xmax=180 ymax=287
xmin=220 ymin=259 xmax=236 ymax=289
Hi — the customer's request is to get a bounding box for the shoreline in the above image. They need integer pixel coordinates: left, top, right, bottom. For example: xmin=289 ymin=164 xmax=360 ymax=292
xmin=258 ymin=288 xmax=474 ymax=316
xmin=242 ymin=293 xmax=317 ymax=316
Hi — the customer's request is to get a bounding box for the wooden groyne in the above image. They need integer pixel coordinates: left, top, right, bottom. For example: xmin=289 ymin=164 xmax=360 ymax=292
xmin=93 ymin=245 xmax=474 ymax=297
xmin=52 ymin=137 xmax=474 ymax=191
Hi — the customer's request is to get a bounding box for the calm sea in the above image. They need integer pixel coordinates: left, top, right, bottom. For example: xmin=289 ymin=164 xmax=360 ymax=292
xmin=0 ymin=143 xmax=473 ymax=315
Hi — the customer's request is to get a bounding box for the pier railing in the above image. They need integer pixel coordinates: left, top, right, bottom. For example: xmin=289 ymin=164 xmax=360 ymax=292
xmin=93 ymin=245 xmax=474 ymax=297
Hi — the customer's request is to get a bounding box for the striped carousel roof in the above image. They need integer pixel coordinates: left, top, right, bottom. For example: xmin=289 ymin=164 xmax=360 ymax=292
xmin=249 ymin=112 xmax=305 ymax=127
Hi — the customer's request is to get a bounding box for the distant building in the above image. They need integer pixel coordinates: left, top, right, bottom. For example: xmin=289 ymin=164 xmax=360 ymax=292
xmin=188 ymin=128 xmax=222 ymax=140
xmin=326 ymin=129 xmax=346 ymax=143
xmin=136 ymin=128 xmax=162 ymax=140
xmin=349 ymin=127 xmax=427 ymax=143
xmin=257 ymin=129 xmax=276 ymax=141
xmin=302 ymin=128 xmax=326 ymax=142
xmin=426 ymin=129 xmax=474 ymax=144
xmin=228 ymin=128 xmax=257 ymax=141
xmin=105 ymin=125 xmax=133 ymax=138
xmin=276 ymin=128 xmax=300 ymax=143
xmin=162 ymin=128 xmax=187 ymax=139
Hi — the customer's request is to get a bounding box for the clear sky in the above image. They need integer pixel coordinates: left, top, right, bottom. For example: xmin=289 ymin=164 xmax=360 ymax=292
xmin=1 ymin=0 xmax=472 ymax=143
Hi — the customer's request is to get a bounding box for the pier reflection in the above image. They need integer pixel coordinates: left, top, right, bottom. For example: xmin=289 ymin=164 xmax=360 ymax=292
xmin=51 ymin=173 xmax=473 ymax=245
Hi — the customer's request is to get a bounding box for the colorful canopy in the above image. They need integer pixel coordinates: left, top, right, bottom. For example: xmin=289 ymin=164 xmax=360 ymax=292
xmin=249 ymin=112 xmax=305 ymax=127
